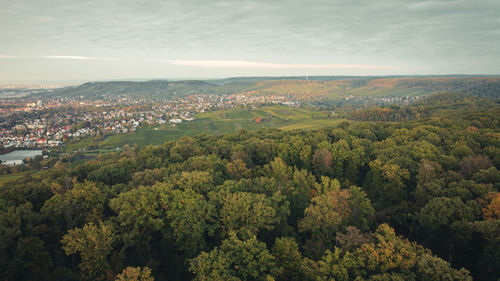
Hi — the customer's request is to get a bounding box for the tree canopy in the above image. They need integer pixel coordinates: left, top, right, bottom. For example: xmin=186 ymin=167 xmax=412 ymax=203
xmin=0 ymin=93 xmax=498 ymax=280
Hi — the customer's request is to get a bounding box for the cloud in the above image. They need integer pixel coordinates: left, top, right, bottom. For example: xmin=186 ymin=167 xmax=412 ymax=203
xmin=0 ymin=55 xmax=94 ymax=60
xmin=0 ymin=0 xmax=499 ymax=81
xmin=169 ymin=60 xmax=393 ymax=69
xmin=42 ymin=55 xmax=93 ymax=60
xmin=0 ymin=55 xmax=128 ymax=61
xmin=0 ymin=56 xmax=392 ymax=70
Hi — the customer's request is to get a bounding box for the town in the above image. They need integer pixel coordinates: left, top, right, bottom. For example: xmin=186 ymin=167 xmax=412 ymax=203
xmin=0 ymin=90 xmax=299 ymax=150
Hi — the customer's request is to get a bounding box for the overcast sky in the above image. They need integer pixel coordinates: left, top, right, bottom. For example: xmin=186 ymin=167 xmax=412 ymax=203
xmin=0 ymin=0 xmax=499 ymax=83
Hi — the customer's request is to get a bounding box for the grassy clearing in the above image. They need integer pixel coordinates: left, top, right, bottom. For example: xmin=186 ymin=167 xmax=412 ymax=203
xmin=0 ymin=173 xmax=26 ymax=187
xmin=65 ymin=136 xmax=97 ymax=151
xmin=278 ymin=119 xmax=348 ymax=130
xmin=99 ymin=129 xmax=183 ymax=149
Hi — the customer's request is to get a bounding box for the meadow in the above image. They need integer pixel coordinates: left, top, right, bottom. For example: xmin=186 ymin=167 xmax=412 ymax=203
xmin=0 ymin=170 xmax=36 ymax=187
xmin=94 ymin=106 xmax=347 ymax=149
xmin=0 ymin=174 xmax=23 ymax=187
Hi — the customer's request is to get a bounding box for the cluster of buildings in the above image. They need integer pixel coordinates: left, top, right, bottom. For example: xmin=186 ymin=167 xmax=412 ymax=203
xmin=342 ymin=95 xmax=422 ymax=105
xmin=3 ymin=119 xmax=65 ymax=148
xmin=0 ymin=92 xmax=299 ymax=149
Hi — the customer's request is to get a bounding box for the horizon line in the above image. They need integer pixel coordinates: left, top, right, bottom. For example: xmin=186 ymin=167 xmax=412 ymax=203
xmin=1 ymin=74 xmax=499 ymax=87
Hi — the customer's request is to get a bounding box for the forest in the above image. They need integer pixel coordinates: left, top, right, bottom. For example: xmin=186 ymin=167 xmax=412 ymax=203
xmin=1 ymin=93 xmax=499 ymax=281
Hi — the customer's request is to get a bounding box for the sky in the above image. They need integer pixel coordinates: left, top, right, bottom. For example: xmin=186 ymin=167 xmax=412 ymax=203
xmin=0 ymin=0 xmax=499 ymax=83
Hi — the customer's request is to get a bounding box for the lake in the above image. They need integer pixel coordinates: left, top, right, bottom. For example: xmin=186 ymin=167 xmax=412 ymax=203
xmin=0 ymin=150 xmax=43 ymax=166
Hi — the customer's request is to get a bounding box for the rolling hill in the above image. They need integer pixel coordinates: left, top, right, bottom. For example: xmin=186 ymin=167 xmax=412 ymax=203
xmin=47 ymin=80 xmax=218 ymax=99
xmin=45 ymin=76 xmax=500 ymax=100
xmin=237 ymin=77 xmax=500 ymax=100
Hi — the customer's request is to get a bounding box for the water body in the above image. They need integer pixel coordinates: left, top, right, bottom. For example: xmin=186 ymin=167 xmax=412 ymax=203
xmin=0 ymin=150 xmax=43 ymax=166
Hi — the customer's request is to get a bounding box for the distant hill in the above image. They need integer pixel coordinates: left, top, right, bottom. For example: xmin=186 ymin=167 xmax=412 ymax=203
xmin=236 ymin=77 xmax=500 ymax=100
xmin=45 ymin=76 xmax=500 ymax=100
xmin=208 ymin=76 xmax=365 ymax=84
xmin=207 ymin=75 xmax=495 ymax=85
xmin=48 ymin=80 xmax=218 ymax=98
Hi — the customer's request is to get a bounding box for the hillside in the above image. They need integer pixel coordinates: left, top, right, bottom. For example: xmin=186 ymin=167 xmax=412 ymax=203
xmin=48 ymin=80 xmax=218 ymax=98
xmin=241 ymin=77 xmax=500 ymax=100
xmin=45 ymin=76 xmax=500 ymax=100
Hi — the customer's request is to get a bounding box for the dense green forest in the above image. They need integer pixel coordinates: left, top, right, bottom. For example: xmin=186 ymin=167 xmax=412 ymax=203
xmin=1 ymin=93 xmax=499 ymax=280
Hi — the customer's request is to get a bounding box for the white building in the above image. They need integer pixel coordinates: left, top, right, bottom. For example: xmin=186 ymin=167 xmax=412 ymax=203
xmin=169 ymin=118 xmax=182 ymax=124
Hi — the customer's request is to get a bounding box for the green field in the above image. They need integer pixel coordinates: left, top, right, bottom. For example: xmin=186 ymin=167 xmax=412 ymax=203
xmin=94 ymin=106 xmax=347 ymax=149
xmin=0 ymin=169 xmax=48 ymax=187
xmin=0 ymin=173 xmax=25 ymax=187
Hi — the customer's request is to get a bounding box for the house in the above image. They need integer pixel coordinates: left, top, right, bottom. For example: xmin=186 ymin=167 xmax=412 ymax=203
xmin=48 ymin=140 xmax=60 ymax=147
xmin=37 ymin=138 xmax=47 ymax=146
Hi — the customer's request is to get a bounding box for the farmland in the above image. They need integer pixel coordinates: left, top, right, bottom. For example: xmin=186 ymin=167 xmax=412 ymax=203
xmin=90 ymin=106 xmax=347 ymax=149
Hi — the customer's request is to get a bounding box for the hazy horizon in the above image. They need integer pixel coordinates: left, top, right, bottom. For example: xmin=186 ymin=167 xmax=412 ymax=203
xmin=1 ymin=0 xmax=499 ymax=82
xmin=2 ymin=74 xmax=500 ymax=87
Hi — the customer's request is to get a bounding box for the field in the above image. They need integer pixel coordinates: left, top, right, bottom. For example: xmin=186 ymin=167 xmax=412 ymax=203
xmin=0 ymin=173 xmax=26 ymax=187
xmin=0 ymin=168 xmax=48 ymax=187
xmin=94 ymin=106 xmax=348 ymax=149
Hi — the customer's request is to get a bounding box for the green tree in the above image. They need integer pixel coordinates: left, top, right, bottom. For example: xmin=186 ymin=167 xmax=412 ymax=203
xmin=88 ymin=158 xmax=136 ymax=185
xmin=418 ymin=197 xmax=480 ymax=264
xmin=265 ymin=157 xmax=292 ymax=186
xmin=131 ymin=168 xmax=168 ymax=186
xmin=299 ymin=186 xmax=374 ymax=258
xmin=109 ymin=183 xmax=171 ymax=248
xmin=12 ymin=236 xmax=53 ymax=281
xmin=41 ymin=181 xmax=105 ymax=231
xmin=172 ymin=170 xmax=215 ymax=195
xmin=170 ymin=137 xmax=203 ymax=162
xmin=61 ymin=222 xmax=116 ymax=281
xmin=277 ymin=136 xmax=312 ymax=170
xmin=162 ymin=188 xmax=216 ymax=256
xmin=0 ymin=202 xmax=48 ymax=281
xmin=115 ymin=267 xmax=154 ymax=281
xmin=307 ymin=224 xmax=472 ymax=281
xmin=286 ymin=169 xmax=317 ymax=225
xmin=366 ymin=159 xmax=410 ymax=209
xmin=219 ymin=192 xmax=279 ymax=238
xmin=226 ymin=159 xmax=251 ymax=180
xmin=343 ymin=186 xmax=375 ymax=231
xmin=190 ymin=232 xmax=277 ymax=281
xmin=418 ymin=197 xmax=478 ymax=232
xmin=315 ymin=176 xmax=341 ymax=195
xmin=413 ymin=160 xmax=445 ymax=206
xmin=272 ymin=237 xmax=303 ymax=281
